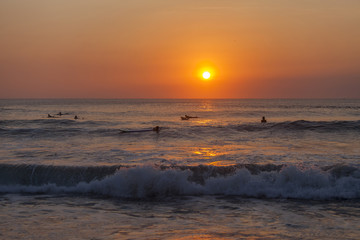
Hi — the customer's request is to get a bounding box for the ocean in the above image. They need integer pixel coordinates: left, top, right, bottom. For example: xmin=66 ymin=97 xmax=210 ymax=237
xmin=0 ymin=99 xmax=359 ymax=239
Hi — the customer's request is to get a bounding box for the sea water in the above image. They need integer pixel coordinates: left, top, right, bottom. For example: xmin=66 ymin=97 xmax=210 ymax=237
xmin=0 ymin=99 xmax=359 ymax=239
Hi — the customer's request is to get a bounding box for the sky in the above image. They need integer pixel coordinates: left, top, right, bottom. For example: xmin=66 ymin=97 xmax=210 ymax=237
xmin=1 ymin=0 xmax=359 ymax=98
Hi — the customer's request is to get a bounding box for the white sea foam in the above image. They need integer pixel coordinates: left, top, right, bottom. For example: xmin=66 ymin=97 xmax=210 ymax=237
xmin=1 ymin=165 xmax=359 ymax=200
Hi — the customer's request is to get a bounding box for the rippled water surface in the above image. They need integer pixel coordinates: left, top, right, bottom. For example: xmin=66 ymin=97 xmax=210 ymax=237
xmin=0 ymin=99 xmax=359 ymax=239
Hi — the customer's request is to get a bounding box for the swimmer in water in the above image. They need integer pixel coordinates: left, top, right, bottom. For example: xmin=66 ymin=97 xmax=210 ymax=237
xmin=153 ymin=126 xmax=160 ymax=132
xmin=261 ymin=116 xmax=267 ymax=123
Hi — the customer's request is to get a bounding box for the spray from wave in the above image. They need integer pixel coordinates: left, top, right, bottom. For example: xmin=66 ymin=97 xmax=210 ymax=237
xmin=1 ymin=164 xmax=359 ymax=200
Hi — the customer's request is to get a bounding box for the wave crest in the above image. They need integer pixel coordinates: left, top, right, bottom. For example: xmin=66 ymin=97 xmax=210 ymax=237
xmin=0 ymin=164 xmax=359 ymax=200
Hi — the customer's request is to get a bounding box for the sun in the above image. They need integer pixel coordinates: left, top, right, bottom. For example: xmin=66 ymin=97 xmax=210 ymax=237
xmin=202 ymin=71 xmax=211 ymax=80
xmin=195 ymin=61 xmax=217 ymax=81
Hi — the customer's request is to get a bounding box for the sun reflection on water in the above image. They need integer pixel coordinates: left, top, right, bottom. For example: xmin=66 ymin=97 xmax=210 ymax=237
xmin=195 ymin=119 xmax=213 ymax=125
xmin=207 ymin=161 xmax=234 ymax=166
xmin=193 ymin=148 xmax=218 ymax=158
xmin=199 ymin=101 xmax=214 ymax=112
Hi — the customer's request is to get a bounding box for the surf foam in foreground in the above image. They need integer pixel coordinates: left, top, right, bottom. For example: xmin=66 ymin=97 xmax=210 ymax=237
xmin=1 ymin=164 xmax=359 ymax=200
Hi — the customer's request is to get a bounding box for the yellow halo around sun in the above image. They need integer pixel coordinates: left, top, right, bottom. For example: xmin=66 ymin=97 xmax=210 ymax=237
xmin=195 ymin=61 xmax=217 ymax=81
xmin=202 ymin=71 xmax=211 ymax=79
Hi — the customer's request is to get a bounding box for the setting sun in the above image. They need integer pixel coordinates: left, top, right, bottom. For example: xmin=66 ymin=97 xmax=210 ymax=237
xmin=202 ymin=71 xmax=211 ymax=79
xmin=195 ymin=61 xmax=218 ymax=83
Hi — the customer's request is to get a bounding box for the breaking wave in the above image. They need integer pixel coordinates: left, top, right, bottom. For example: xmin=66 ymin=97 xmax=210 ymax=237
xmin=1 ymin=164 xmax=359 ymax=200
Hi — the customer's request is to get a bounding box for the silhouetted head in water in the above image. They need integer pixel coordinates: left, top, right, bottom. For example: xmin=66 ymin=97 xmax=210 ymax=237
xmin=153 ymin=126 xmax=160 ymax=132
xmin=74 ymin=115 xmax=78 ymax=120
xmin=261 ymin=116 xmax=267 ymax=123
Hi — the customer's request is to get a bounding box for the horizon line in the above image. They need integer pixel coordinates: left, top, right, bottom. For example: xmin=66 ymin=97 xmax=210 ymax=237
xmin=1 ymin=97 xmax=359 ymax=100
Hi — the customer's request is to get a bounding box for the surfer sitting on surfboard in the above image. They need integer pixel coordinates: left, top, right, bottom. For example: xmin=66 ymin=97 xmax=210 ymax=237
xmin=261 ymin=116 xmax=267 ymax=123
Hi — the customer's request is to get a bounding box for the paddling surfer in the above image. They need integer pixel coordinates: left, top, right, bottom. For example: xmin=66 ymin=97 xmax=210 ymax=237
xmin=120 ymin=126 xmax=160 ymax=133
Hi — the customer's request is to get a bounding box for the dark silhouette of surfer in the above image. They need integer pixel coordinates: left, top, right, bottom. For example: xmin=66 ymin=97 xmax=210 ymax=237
xmin=74 ymin=115 xmax=78 ymax=120
xmin=261 ymin=116 xmax=267 ymax=123
xmin=181 ymin=115 xmax=198 ymax=120
xmin=120 ymin=126 xmax=160 ymax=133
xmin=185 ymin=115 xmax=198 ymax=119
xmin=47 ymin=114 xmax=55 ymax=118
xmin=57 ymin=112 xmax=70 ymax=115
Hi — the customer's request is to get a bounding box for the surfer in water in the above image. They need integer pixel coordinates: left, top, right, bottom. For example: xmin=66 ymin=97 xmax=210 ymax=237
xmin=120 ymin=126 xmax=160 ymax=133
xmin=181 ymin=115 xmax=198 ymax=120
xmin=261 ymin=116 xmax=267 ymax=123
xmin=185 ymin=115 xmax=198 ymax=119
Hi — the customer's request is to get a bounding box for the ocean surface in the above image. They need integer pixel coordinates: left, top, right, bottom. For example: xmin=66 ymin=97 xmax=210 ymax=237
xmin=0 ymin=99 xmax=359 ymax=239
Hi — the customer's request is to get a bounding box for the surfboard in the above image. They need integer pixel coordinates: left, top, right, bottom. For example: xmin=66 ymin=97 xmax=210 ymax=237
xmin=119 ymin=129 xmax=153 ymax=133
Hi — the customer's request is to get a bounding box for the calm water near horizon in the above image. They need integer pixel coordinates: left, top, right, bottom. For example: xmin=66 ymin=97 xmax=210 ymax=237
xmin=1 ymin=99 xmax=359 ymax=239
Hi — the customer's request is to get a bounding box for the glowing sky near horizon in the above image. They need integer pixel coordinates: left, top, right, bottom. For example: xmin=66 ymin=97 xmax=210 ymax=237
xmin=0 ymin=0 xmax=359 ymax=98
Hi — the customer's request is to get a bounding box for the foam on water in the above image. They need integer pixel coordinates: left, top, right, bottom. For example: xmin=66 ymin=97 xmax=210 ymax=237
xmin=1 ymin=164 xmax=359 ymax=200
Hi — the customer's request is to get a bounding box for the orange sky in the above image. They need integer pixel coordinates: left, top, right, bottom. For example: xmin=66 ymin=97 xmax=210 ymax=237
xmin=1 ymin=0 xmax=359 ymax=98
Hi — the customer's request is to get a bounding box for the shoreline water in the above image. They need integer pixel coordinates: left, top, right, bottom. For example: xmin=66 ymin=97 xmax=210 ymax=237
xmin=1 ymin=194 xmax=359 ymax=239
